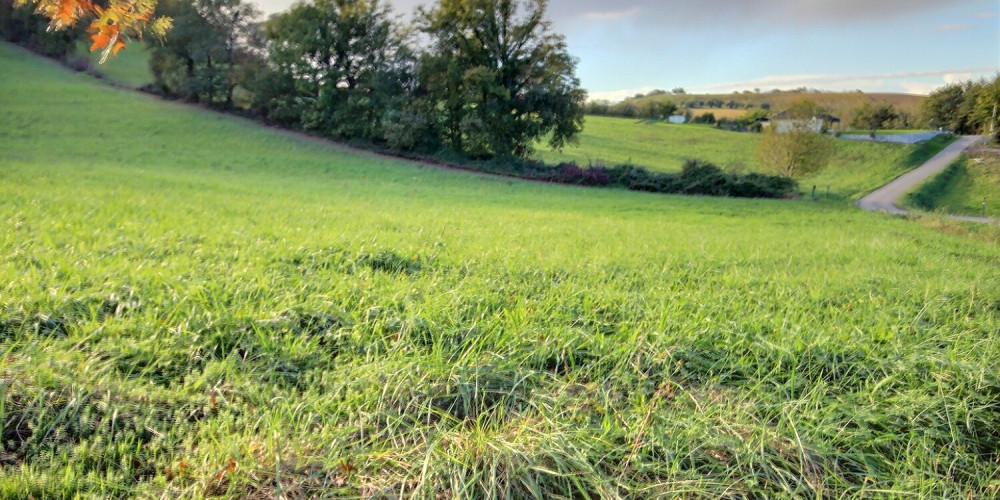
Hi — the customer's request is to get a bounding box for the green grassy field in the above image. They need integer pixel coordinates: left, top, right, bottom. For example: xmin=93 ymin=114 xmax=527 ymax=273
xmin=536 ymin=116 xmax=955 ymax=201
xmin=534 ymin=118 xmax=759 ymax=173
xmin=77 ymin=41 xmax=154 ymax=88
xmin=2 ymin=42 xmax=1000 ymax=498
xmin=904 ymin=150 xmax=1000 ymax=218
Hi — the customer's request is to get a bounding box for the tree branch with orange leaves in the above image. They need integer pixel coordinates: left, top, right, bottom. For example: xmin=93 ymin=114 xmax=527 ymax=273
xmin=15 ymin=0 xmax=171 ymax=62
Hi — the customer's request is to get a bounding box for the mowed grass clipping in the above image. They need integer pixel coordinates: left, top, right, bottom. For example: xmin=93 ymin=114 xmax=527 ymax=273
xmin=2 ymin=42 xmax=1000 ymax=499
xmin=536 ymin=115 xmax=954 ymax=200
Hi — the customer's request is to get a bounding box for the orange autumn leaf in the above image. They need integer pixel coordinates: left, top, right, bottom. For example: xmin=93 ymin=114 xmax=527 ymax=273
xmin=37 ymin=0 xmax=92 ymax=28
xmin=54 ymin=0 xmax=76 ymax=24
xmin=88 ymin=23 xmax=118 ymax=52
xmin=19 ymin=0 xmax=170 ymax=62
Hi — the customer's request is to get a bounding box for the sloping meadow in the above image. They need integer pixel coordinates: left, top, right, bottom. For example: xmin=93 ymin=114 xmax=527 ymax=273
xmin=1 ymin=43 xmax=999 ymax=498
xmin=535 ymin=115 xmax=957 ymax=201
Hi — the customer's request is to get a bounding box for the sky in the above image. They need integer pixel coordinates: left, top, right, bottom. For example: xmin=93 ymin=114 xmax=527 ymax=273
xmin=251 ymin=0 xmax=1000 ymax=101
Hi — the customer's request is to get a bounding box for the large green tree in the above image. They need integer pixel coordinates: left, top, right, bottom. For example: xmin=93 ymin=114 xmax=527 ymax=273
xmin=920 ymin=81 xmax=981 ymax=134
xmin=851 ymin=102 xmax=899 ymax=137
xmin=972 ymin=76 xmax=1000 ymax=142
xmin=149 ymin=0 xmax=261 ymax=107
xmin=197 ymin=0 xmax=262 ymax=107
xmin=418 ymin=0 xmax=586 ymax=158
xmin=255 ymin=0 xmax=409 ymax=141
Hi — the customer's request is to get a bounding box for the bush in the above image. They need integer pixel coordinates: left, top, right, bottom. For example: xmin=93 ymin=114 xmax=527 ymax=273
xmin=678 ymin=159 xmax=730 ymax=195
xmin=382 ymin=109 xmax=438 ymax=153
xmin=690 ymin=112 xmax=716 ymax=125
xmin=533 ymin=160 xmax=796 ymax=198
xmin=552 ymin=163 xmax=611 ymax=186
xmin=730 ymin=172 xmax=798 ymax=198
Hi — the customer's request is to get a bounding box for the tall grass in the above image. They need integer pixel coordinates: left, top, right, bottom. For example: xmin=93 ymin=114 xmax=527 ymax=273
xmin=1 ymin=42 xmax=999 ymax=498
xmin=905 ymin=152 xmax=1000 ymax=218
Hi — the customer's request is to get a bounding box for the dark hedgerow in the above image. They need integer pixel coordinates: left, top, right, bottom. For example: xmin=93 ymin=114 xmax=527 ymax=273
xmin=553 ymin=163 xmax=612 ymax=186
xmin=480 ymin=157 xmax=797 ymax=198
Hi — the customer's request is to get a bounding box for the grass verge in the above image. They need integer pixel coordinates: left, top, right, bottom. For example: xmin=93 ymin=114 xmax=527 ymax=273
xmin=904 ymin=149 xmax=1000 ymax=218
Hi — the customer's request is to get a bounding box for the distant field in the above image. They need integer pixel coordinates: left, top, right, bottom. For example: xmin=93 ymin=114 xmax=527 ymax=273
xmin=536 ymin=115 xmax=955 ymax=200
xmin=535 ymin=117 xmax=759 ymax=171
xmin=2 ymin=43 xmax=999 ymax=499
xmin=629 ymin=91 xmax=924 ymax=126
xmin=904 ymin=150 xmax=1000 ymax=217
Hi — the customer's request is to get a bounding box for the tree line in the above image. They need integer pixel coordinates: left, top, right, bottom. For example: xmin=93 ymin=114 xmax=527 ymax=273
xmin=151 ymin=0 xmax=587 ymax=160
xmin=920 ymin=76 xmax=1000 ymax=141
xmin=2 ymin=0 xmax=587 ymax=161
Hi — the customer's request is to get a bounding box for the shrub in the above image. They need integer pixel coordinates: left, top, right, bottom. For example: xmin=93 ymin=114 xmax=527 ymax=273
xmin=690 ymin=112 xmax=716 ymax=125
xmin=382 ymin=110 xmax=437 ymax=152
xmin=604 ymin=160 xmax=796 ymax=198
xmin=553 ymin=163 xmax=611 ymax=186
xmin=678 ymin=160 xmax=730 ymax=195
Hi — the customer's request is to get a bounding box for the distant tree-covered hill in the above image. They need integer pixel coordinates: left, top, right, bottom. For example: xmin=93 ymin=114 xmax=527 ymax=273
xmin=591 ymin=89 xmax=925 ymax=127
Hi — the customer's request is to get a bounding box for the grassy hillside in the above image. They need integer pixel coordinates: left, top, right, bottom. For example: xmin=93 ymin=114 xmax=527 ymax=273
xmin=626 ymin=90 xmax=925 ymax=126
xmin=535 ymin=119 xmax=759 ymax=172
xmin=2 ymin=42 xmax=999 ymax=499
xmin=536 ymin=115 xmax=954 ymax=200
xmin=904 ymin=149 xmax=1000 ymax=218
xmin=76 ymin=41 xmax=154 ymax=88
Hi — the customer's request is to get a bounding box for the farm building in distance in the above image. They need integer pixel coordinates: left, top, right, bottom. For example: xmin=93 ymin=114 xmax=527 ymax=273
xmin=763 ymin=111 xmax=841 ymax=133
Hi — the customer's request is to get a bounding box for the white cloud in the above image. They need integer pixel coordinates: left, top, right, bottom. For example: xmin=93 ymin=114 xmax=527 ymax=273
xmin=688 ymin=67 xmax=1000 ymax=94
xmin=900 ymin=82 xmax=939 ymax=94
xmin=582 ymin=7 xmax=640 ymax=21
xmin=943 ymin=72 xmax=975 ymax=83
xmin=549 ymin=0 xmax=976 ymax=30
xmin=253 ymin=0 xmax=984 ymax=28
